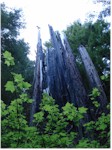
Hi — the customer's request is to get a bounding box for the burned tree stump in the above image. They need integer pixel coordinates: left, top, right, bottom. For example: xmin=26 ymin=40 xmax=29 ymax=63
xmin=30 ymin=26 xmax=108 ymax=127
xmin=78 ymin=45 xmax=107 ymax=111
xmin=48 ymin=25 xmax=89 ymax=109
xmin=30 ymin=30 xmax=44 ymax=124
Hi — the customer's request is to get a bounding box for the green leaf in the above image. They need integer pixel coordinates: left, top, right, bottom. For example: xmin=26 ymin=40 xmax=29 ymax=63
xmin=27 ymin=99 xmax=33 ymax=103
xmin=84 ymin=121 xmax=95 ymax=131
xmin=92 ymin=88 xmax=100 ymax=97
xmin=43 ymin=105 xmax=53 ymax=112
xmin=90 ymin=97 xmax=95 ymax=101
xmin=20 ymin=93 xmax=33 ymax=103
xmin=22 ymin=82 xmax=31 ymax=89
xmin=106 ymin=104 xmax=110 ymax=110
xmin=34 ymin=112 xmax=44 ymax=122
xmin=5 ymin=60 xmax=10 ymax=66
xmin=3 ymin=51 xmax=11 ymax=58
xmin=12 ymin=73 xmax=24 ymax=83
xmin=5 ymin=81 xmax=15 ymax=93
xmin=11 ymin=73 xmax=31 ymax=90
xmin=100 ymin=124 xmax=107 ymax=130
xmin=17 ymin=82 xmax=23 ymax=89
xmin=100 ymin=75 xmax=105 ymax=80
xmin=59 ymin=132 xmax=67 ymax=137
xmin=3 ymin=51 xmax=15 ymax=66
xmin=78 ymin=107 xmax=88 ymax=114
xmin=92 ymin=101 xmax=100 ymax=108
xmin=100 ymin=75 xmax=109 ymax=81
xmin=96 ymin=123 xmax=107 ymax=131
xmin=77 ymin=114 xmax=84 ymax=120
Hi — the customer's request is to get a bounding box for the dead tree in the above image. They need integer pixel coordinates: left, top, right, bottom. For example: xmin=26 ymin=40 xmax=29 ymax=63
xmin=47 ymin=25 xmax=70 ymax=107
xmin=48 ymin=25 xmax=89 ymax=109
xmin=48 ymin=26 xmax=90 ymax=138
xmin=30 ymin=26 xmax=95 ymax=139
xmin=78 ymin=45 xmax=107 ymax=111
xmin=30 ymin=30 xmax=44 ymax=124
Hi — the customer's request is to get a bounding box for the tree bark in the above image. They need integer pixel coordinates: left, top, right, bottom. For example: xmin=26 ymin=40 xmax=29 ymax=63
xmin=30 ymin=30 xmax=44 ymax=125
xmin=78 ymin=45 xmax=107 ymax=111
xmin=48 ymin=25 xmax=89 ymax=109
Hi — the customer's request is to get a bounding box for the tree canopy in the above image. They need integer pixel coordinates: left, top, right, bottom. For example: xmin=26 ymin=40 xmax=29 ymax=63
xmin=63 ymin=6 xmax=110 ymax=99
xmin=1 ymin=3 xmax=34 ymax=104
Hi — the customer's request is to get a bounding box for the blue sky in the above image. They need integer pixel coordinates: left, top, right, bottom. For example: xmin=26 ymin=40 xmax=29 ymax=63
xmin=1 ymin=0 xmax=103 ymax=60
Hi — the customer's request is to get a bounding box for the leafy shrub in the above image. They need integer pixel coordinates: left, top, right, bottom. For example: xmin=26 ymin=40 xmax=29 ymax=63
xmin=1 ymin=51 xmax=110 ymax=148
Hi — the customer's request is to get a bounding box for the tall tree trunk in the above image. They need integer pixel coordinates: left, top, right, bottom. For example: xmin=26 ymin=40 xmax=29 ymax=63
xmin=78 ymin=45 xmax=107 ymax=111
xmin=48 ymin=25 xmax=89 ymax=109
xmin=30 ymin=30 xmax=44 ymax=125
xmin=48 ymin=26 xmax=90 ymax=138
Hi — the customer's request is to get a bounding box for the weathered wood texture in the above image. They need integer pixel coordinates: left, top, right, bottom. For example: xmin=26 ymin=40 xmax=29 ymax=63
xmin=30 ymin=26 xmax=108 ymax=126
xmin=30 ymin=30 xmax=44 ymax=124
xmin=46 ymin=26 xmax=90 ymax=138
xmin=48 ymin=25 xmax=89 ymax=109
xmin=78 ymin=45 xmax=107 ymax=110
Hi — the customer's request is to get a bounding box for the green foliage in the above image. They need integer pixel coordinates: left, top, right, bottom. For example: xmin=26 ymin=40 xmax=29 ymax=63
xmin=34 ymin=112 xmax=44 ymax=123
xmin=1 ymin=46 xmax=110 ymax=148
xmin=2 ymin=90 xmax=110 ymax=148
xmin=76 ymin=138 xmax=100 ymax=148
xmin=90 ymin=88 xmax=101 ymax=97
xmin=3 ymin=50 xmax=31 ymax=95
xmin=32 ymin=94 xmax=81 ymax=148
xmin=1 ymin=50 xmax=34 ymax=148
xmin=78 ymin=107 xmax=88 ymax=114
xmin=1 ymin=3 xmax=25 ymax=38
xmin=92 ymin=101 xmax=100 ymax=108
xmin=64 ymin=19 xmax=110 ymax=99
xmin=95 ymin=113 xmax=110 ymax=131
xmin=62 ymin=103 xmax=87 ymax=124
xmin=84 ymin=121 xmax=95 ymax=131
xmin=89 ymin=88 xmax=100 ymax=107
xmin=5 ymin=81 xmax=15 ymax=93
xmin=2 ymin=52 xmax=90 ymax=148
xmin=2 ymin=86 xmax=110 ymax=148
xmin=1 ymin=3 xmax=34 ymax=104
xmin=84 ymin=112 xmax=110 ymax=148
xmin=62 ymin=102 xmax=77 ymax=121
xmin=3 ymin=51 xmax=15 ymax=66
xmin=100 ymin=74 xmax=109 ymax=81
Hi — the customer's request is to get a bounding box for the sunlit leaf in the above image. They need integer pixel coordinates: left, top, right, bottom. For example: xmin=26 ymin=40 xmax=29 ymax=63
xmin=3 ymin=51 xmax=15 ymax=66
xmin=12 ymin=73 xmax=24 ymax=83
xmin=5 ymin=81 xmax=15 ymax=93
xmin=78 ymin=107 xmax=88 ymax=114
